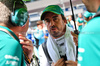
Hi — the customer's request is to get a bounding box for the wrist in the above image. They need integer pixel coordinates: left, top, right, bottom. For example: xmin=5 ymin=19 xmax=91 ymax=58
xmin=28 ymin=53 xmax=33 ymax=60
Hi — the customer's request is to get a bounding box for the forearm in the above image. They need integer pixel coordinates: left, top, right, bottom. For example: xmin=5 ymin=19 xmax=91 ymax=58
xmin=28 ymin=53 xmax=33 ymax=60
xmin=77 ymin=22 xmax=83 ymax=26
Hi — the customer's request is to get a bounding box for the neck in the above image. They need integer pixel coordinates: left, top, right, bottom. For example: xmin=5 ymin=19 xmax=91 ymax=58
xmin=10 ymin=27 xmax=20 ymax=37
xmin=0 ymin=23 xmax=26 ymax=37
xmin=95 ymin=1 xmax=100 ymax=12
xmin=0 ymin=23 xmax=7 ymax=27
xmin=97 ymin=6 xmax=100 ymax=12
xmin=0 ymin=24 xmax=19 ymax=37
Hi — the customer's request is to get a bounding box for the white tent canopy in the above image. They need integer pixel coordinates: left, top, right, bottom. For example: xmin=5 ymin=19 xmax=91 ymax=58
xmin=26 ymin=0 xmax=84 ymax=27
xmin=26 ymin=0 xmax=83 ymax=13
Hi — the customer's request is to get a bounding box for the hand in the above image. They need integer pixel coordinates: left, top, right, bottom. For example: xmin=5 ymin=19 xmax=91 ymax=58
xmin=19 ymin=34 xmax=33 ymax=60
xmin=52 ymin=58 xmax=65 ymax=66
xmin=71 ymin=31 xmax=78 ymax=46
xmin=65 ymin=60 xmax=77 ymax=66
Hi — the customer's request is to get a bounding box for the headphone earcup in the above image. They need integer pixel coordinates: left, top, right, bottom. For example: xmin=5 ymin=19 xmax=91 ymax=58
xmin=11 ymin=8 xmax=28 ymax=26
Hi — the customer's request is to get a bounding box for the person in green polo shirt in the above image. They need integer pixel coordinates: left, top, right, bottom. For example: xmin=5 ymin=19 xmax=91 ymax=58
xmin=78 ymin=0 xmax=100 ymax=66
xmin=0 ymin=0 xmax=33 ymax=66
xmin=76 ymin=13 xmax=84 ymax=32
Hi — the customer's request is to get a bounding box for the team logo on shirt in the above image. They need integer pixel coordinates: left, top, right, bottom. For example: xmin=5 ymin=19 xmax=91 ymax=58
xmin=5 ymin=55 xmax=19 ymax=65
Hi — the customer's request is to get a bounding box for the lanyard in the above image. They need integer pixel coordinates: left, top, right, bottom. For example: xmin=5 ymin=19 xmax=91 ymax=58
xmin=0 ymin=28 xmax=16 ymax=40
xmin=0 ymin=27 xmax=31 ymax=64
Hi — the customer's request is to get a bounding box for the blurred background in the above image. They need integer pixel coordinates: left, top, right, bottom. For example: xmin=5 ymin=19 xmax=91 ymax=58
xmin=24 ymin=0 xmax=86 ymax=27
xmin=24 ymin=0 xmax=87 ymax=39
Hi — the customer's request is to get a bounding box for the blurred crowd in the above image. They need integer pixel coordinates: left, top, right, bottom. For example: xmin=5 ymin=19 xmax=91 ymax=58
xmin=66 ymin=11 xmax=96 ymax=33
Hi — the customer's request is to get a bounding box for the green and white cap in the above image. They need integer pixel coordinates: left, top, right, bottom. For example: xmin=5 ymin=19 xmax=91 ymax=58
xmin=41 ymin=5 xmax=64 ymax=20
xmin=84 ymin=11 xmax=92 ymax=18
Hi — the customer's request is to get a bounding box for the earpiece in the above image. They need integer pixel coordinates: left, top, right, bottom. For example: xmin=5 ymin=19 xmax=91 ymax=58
xmin=11 ymin=1 xmax=28 ymax=26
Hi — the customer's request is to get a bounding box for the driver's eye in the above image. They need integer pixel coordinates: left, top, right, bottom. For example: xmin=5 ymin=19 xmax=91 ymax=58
xmin=45 ymin=19 xmax=50 ymax=23
xmin=53 ymin=17 xmax=57 ymax=21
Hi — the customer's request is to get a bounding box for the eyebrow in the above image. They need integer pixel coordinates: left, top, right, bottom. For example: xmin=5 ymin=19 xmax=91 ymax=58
xmin=52 ymin=15 xmax=58 ymax=18
xmin=44 ymin=15 xmax=58 ymax=20
xmin=44 ymin=18 xmax=49 ymax=21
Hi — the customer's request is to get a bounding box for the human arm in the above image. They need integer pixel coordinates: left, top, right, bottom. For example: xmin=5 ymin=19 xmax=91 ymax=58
xmin=19 ymin=34 xmax=33 ymax=63
xmin=76 ymin=18 xmax=83 ymax=26
xmin=77 ymin=22 xmax=83 ymax=26
xmin=71 ymin=31 xmax=78 ymax=46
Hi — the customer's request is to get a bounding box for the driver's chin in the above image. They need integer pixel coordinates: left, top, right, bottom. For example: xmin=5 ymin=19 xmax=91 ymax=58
xmin=51 ymin=32 xmax=57 ymax=35
xmin=51 ymin=32 xmax=58 ymax=37
xmin=52 ymin=34 xmax=59 ymax=38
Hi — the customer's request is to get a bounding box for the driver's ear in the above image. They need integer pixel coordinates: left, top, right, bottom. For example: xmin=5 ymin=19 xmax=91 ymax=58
xmin=64 ymin=18 xmax=67 ymax=24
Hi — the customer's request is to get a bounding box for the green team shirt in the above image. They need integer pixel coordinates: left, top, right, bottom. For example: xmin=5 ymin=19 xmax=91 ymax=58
xmin=78 ymin=17 xmax=100 ymax=66
xmin=0 ymin=26 xmax=26 ymax=66
xmin=77 ymin=17 xmax=84 ymax=32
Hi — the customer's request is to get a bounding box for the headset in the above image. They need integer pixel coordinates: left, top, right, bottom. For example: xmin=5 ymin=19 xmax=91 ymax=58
xmin=11 ymin=1 xmax=28 ymax=26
